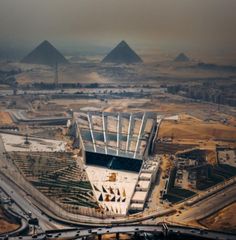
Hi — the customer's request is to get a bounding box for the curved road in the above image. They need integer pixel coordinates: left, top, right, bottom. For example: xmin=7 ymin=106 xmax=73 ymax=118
xmin=167 ymin=182 xmax=236 ymax=225
xmin=1 ymin=133 xmax=236 ymax=238
xmin=9 ymin=224 xmax=236 ymax=240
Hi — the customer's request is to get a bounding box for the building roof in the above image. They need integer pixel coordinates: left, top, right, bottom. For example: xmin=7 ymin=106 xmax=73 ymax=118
xmin=74 ymin=111 xmax=157 ymax=160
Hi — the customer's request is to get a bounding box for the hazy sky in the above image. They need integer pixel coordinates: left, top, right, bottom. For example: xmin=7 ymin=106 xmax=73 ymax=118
xmin=0 ymin=0 xmax=236 ymax=54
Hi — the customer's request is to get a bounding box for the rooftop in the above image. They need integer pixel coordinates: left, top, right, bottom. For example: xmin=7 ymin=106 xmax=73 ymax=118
xmin=74 ymin=111 xmax=157 ymax=160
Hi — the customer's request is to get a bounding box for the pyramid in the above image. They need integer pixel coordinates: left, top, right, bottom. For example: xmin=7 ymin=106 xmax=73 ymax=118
xmin=174 ymin=53 xmax=189 ymax=62
xmin=102 ymin=41 xmax=143 ymax=64
xmin=21 ymin=40 xmax=68 ymax=66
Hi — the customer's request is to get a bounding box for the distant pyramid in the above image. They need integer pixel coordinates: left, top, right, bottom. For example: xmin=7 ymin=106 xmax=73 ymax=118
xmin=174 ymin=53 xmax=189 ymax=62
xmin=102 ymin=41 xmax=143 ymax=64
xmin=21 ymin=40 xmax=68 ymax=66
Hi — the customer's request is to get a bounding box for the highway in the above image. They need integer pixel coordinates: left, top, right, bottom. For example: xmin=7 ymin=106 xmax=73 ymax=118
xmin=0 ymin=133 xmax=175 ymax=227
xmin=47 ymin=225 xmax=236 ymax=240
xmin=8 ymin=224 xmax=236 ymax=240
xmin=2 ymin=162 xmax=236 ymax=240
xmin=0 ymin=173 xmax=69 ymax=232
xmin=0 ymin=136 xmax=71 ymax=232
xmin=0 ymin=187 xmax=29 ymax=237
xmin=168 ymin=180 xmax=236 ymax=224
xmin=1 ymin=132 xmax=236 ymax=239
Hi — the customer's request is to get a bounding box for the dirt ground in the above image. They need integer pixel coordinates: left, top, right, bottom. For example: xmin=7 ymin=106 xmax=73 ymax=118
xmin=0 ymin=208 xmax=19 ymax=234
xmin=200 ymin=202 xmax=236 ymax=233
xmin=48 ymin=99 xmax=104 ymax=112
xmin=0 ymin=112 xmax=13 ymax=125
xmin=158 ymin=115 xmax=236 ymax=147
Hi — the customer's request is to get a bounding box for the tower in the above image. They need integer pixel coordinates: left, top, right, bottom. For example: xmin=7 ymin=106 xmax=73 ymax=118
xmin=54 ymin=62 xmax=58 ymax=88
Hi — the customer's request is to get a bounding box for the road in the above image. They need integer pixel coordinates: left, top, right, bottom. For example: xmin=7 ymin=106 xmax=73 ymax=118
xmin=1 ymin=131 xmax=236 ymax=237
xmin=44 ymin=225 xmax=236 ymax=240
xmin=0 ymin=135 xmax=70 ymax=232
xmin=170 ymin=183 xmax=236 ymax=224
xmin=0 ymin=187 xmax=29 ymax=237
xmin=0 ymin=134 xmax=172 ymax=229
xmin=8 ymin=224 xmax=236 ymax=240
xmin=0 ymin=133 xmax=175 ymax=226
xmin=0 ymin=172 xmax=69 ymax=232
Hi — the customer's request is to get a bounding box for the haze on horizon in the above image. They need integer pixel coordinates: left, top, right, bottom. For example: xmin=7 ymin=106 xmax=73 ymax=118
xmin=0 ymin=0 xmax=236 ymax=59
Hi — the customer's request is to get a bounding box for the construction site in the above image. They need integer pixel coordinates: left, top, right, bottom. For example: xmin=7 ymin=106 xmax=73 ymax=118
xmin=0 ymin=40 xmax=236 ymax=238
xmin=1 ymin=102 xmax=236 ymax=215
xmin=69 ymin=111 xmax=159 ymax=215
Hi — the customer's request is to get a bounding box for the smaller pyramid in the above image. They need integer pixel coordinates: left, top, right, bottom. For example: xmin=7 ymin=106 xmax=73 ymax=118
xmin=102 ymin=41 xmax=143 ymax=64
xmin=174 ymin=53 xmax=189 ymax=62
xmin=21 ymin=40 xmax=68 ymax=66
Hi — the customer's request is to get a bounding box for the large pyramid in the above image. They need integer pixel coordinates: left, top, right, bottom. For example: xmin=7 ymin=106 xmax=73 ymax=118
xmin=102 ymin=41 xmax=143 ymax=64
xmin=174 ymin=53 xmax=189 ymax=62
xmin=21 ymin=40 xmax=68 ymax=66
